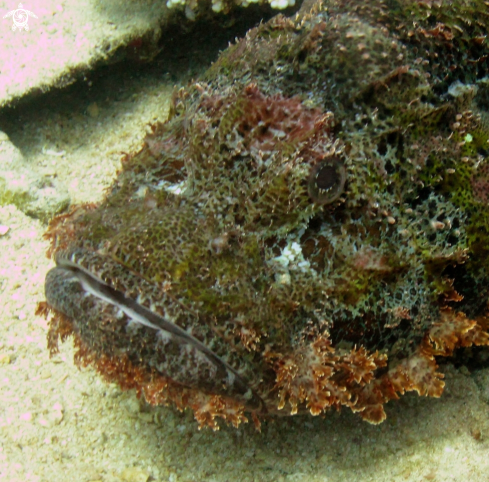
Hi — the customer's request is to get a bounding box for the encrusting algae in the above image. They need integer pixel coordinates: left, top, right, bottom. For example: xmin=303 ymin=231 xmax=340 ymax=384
xmin=37 ymin=0 xmax=489 ymax=429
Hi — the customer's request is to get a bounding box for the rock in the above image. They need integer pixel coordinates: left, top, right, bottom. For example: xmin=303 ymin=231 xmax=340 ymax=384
xmin=0 ymin=0 xmax=167 ymax=108
xmin=0 ymin=132 xmax=70 ymax=221
xmin=0 ymin=0 xmax=296 ymax=109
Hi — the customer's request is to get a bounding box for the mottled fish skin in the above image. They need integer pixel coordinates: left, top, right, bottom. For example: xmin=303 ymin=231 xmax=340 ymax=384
xmin=40 ymin=0 xmax=489 ymax=427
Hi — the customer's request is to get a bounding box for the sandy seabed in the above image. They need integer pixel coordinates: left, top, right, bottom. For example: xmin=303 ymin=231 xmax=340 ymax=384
xmin=2 ymin=15 xmax=489 ymax=482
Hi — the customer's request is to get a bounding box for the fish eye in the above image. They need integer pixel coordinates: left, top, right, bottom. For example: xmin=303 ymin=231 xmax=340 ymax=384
xmin=307 ymin=155 xmax=346 ymax=205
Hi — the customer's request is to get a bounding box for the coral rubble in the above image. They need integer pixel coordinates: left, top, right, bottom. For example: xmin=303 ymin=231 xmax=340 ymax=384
xmin=166 ymin=0 xmax=295 ymax=15
xmin=39 ymin=0 xmax=489 ymax=428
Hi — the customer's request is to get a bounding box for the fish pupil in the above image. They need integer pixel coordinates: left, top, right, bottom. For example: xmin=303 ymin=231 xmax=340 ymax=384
xmin=315 ymin=164 xmax=338 ymax=192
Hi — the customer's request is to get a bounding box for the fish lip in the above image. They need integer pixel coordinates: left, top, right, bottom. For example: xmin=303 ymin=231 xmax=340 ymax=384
xmin=48 ymin=248 xmax=268 ymax=414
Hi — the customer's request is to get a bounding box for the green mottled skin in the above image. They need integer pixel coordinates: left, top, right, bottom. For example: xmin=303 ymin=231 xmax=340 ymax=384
xmin=45 ymin=0 xmax=489 ymax=419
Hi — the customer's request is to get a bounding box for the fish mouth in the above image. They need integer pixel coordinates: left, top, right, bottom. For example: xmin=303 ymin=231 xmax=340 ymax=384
xmin=45 ymin=249 xmax=267 ymax=413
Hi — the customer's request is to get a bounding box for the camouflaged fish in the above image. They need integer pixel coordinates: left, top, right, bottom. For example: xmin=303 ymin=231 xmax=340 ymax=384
xmin=38 ymin=0 xmax=489 ymax=429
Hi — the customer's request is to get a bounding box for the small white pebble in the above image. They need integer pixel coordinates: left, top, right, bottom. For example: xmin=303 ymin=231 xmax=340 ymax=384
xmin=121 ymin=467 xmax=150 ymax=482
xmin=0 ymin=353 xmax=11 ymax=365
xmin=48 ymin=410 xmax=64 ymax=426
xmin=42 ymin=147 xmax=66 ymax=157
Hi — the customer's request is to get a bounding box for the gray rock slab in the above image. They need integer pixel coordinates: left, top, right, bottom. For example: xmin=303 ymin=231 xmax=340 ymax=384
xmin=0 ymin=0 xmax=168 ymax=107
